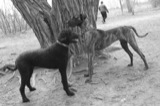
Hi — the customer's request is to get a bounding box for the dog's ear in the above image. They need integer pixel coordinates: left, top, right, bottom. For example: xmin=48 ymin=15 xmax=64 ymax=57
xmin=67 ymin=14 xmax=87 ymax=28
xmin=67 ymin=16 xmax=80 ymax=27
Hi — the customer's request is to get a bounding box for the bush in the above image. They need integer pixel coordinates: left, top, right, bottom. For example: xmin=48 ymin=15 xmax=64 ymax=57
xmin=150 ymin=0 xmax=160 ymax=7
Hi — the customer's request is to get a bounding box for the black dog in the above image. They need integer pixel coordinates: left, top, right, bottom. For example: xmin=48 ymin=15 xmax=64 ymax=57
xmin=7 ymin=30 xmax=79 ymax=102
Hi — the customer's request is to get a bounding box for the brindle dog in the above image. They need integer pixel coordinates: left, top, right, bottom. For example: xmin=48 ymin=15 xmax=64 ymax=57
xmin=67 ymin=14 xmax=149 ymax=83
xmin=4 ymin=30 xmax=79 ymax=103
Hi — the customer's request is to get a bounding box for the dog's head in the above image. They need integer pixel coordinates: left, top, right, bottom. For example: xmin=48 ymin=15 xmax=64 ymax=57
xmin=67 ymin=14 xmax=87 ymax=28
xmin=58 ymin=30 xmax=79 ymax=45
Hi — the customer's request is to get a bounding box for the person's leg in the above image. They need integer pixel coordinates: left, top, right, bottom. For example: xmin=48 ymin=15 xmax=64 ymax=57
xmin=101 ymin=12 xmax=104 ymax=23
xmin=101 ymin=12 xmax=107 ymax=23
xmin=103 ymin=12 xmax=107 ymax=22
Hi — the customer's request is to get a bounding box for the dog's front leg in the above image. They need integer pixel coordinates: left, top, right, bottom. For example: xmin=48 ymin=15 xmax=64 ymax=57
xmin=59 ymin=67 xmax=75 ymax=96
xmin=85 ymin=53 xmax=94 ymax=83
xmin=67 ymin=55 xmax=74 ymax=87
xmin=31 ymin=72 xmax=37 ymax=87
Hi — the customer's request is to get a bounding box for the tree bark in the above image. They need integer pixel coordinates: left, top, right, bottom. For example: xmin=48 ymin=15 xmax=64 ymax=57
xmin=11 ymin=0 xmax=99 ymax=51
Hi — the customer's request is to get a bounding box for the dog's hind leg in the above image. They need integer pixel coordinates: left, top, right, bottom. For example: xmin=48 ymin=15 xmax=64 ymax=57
xmin=26 ymin=68 xmax=36 ymax=91
xmin=67 ymin=55 xmax=74 ymax=87
xmin=120 ymin=40 xmax=133 ymax=66
xmin=18 ymin=65 xmax=33 ymax=102
xmin=128 ymin=38 xmax=149 ymax=70
xmin=85 ymin=53 xmax=94 ymax=83
xmin=19 ymin=71 xmax=30 ymax=102
xmin=31 ymin=72 xmax=37 ymax=87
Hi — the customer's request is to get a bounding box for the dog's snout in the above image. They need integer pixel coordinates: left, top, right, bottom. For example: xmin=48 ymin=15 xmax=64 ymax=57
xmin=71 ymin=33 xmax=79 ymax=43
xmin=72 ymin=32 xmax=79 ymax=38
xmin=76 ymin=34 xmax=79 ymax=38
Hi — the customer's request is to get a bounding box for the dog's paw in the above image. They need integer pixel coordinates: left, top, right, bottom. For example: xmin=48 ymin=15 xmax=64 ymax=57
xmin=84 ymin=73 xmax=89 ymax=77
xmin=30 ymin=87 xmax=36 ymax=92
xmin=85 ymin=79 xmax=92 ymax=83
xmin=23 ymin=98 xmax=30 ymax=103
xmin=84 ymin=73 xmax=95 ymax=77
xmin=66 ymin=90 xmax=75 ymax=96
xmin=70 ymin=88 xmax=77 ymax=92
xmin=144 ymin=66 xmax=149 ymax=70
xmin=127 ymin=64 xmax=133 ymax=67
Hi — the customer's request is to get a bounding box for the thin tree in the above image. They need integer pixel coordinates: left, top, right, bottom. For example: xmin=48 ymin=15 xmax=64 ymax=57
xmin=119 ymin=0 xmax=123 ymax=14
xmin=126 ymin=0 xmax=134 ymax=15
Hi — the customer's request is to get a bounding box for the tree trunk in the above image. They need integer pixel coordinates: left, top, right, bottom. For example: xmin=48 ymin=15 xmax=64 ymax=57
xmin=126 ymin=0 xmax=134 ymax=15
xmin=11 ymin=0 xmax=99 ymax=52
xmin=119 ymin=0 xmax=123 ymax=14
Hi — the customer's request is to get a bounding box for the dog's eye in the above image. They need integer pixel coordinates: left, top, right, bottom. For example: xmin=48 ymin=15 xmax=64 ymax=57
xmin=78 ymin=17 xmax=81 ymax=20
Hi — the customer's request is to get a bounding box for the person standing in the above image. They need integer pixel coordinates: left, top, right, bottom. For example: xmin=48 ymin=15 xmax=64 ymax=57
xmin=99 ymin=1 xmax=109 ymax=23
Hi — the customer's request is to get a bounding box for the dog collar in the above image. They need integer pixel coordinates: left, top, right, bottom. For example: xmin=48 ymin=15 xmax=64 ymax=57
xmin=56 ymin=40 xmax=69 ymax=48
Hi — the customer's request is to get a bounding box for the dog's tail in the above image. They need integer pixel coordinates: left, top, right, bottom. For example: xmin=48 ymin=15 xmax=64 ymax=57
xmin=0 ymin=64 xmax=17 ymax=72
xmin=129 ymin=26 xmax=148 ymax=38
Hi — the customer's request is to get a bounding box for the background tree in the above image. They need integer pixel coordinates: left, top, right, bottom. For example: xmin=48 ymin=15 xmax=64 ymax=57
xmin=0 ymin=1 xmax=30 ymax=35
xmin=119 ymin=0 xmax=123 ymax=14
xmin=11 ymin=0 xmax=100 ymax=56
xmin=125 ymin=0 xmax=134 ymax=15
xmin=150 ymin=0 xmax=160 ymax=7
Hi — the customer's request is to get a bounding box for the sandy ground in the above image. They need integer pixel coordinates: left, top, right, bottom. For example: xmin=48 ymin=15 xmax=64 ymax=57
xmin=1 ymin=8 xmax=160 ymax=106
